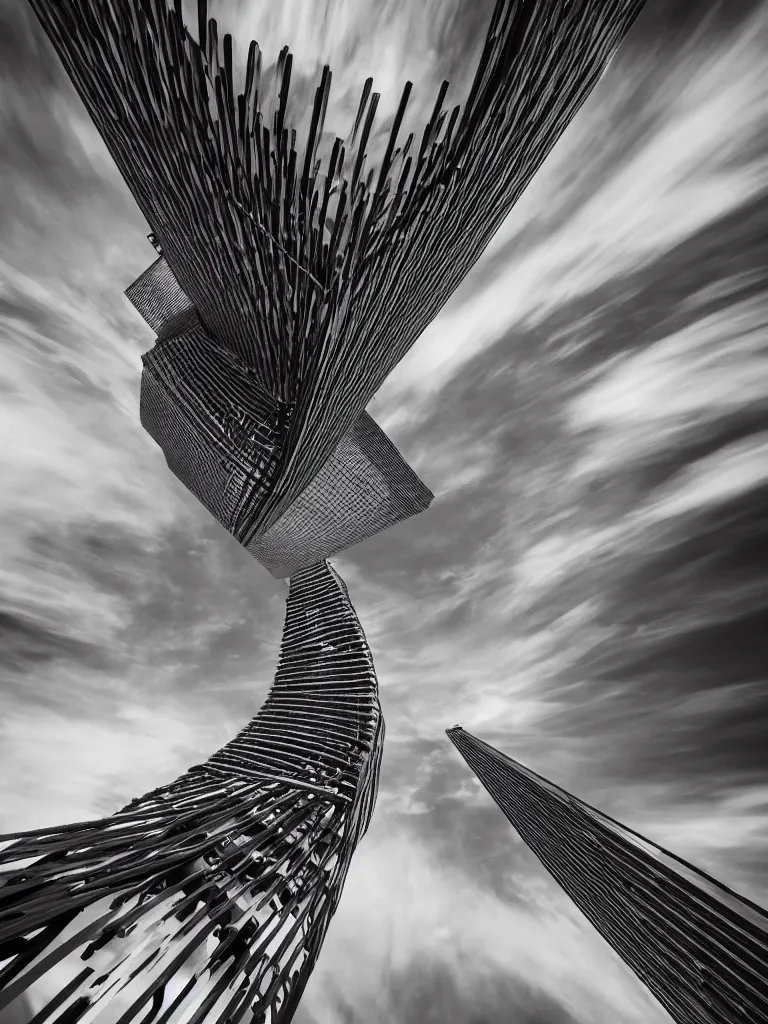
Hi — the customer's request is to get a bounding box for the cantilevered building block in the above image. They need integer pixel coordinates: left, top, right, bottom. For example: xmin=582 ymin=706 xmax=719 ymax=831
xmin=248 ymin=412 xmax=433 ymax=577
xmin=447 ymin=727 xmax=768 ymax=1024
xmin=127 ymin=258 xmax=432 ymax=572
xmin=125 ymin=254 xmax=196 ymax=339
xmin=0 ymin=563 xmax=383 ymax=1024
xmin=30 ymin=0 xmax=647 ymax=544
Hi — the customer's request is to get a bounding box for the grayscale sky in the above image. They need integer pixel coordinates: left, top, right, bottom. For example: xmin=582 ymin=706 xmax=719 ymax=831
xmin=1 ymin=0 xmax=767 ymax=1022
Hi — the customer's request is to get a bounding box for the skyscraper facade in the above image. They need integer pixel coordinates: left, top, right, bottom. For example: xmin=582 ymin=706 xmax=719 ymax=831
xmin=248 ymin=411 xmax=433 ymax=577
xmin=447 ymin=727 xmax=768 ymax=1024
xmin=0 ymin=563 xmax=383 ymax=1024
xmin=29 ymin=0 xmax=646 ymax=559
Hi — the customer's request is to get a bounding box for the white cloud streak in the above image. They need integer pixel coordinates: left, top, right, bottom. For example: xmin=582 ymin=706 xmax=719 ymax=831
xmin=380 ymin=6 xmax=768 ymax=410
xmin=302 ymin=824 xmax=669 ymax=1024
xmin=569 ymin=297 xmax=768 ymax=477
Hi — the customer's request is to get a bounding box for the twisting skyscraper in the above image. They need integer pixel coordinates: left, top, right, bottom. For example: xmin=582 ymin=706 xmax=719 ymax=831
xmin=447 ymin=727 xmax=768 ymax=1024
xmin=0 ymin=563 xmax=383 ymax=1024
xmin=28 ymin=0 xmax=646 ymax=573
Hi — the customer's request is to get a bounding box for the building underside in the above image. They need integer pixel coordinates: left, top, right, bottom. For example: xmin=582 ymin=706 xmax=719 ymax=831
xmin=0 ymin=563 xmax=383 ymax=1024
xmin=447 ymin=727 xmax=768 ymax=1024
xmin=29 ymin=0 xmax=647 ymax=545
xmin=14 ymin=0 xmax=654 ymax=1019
xmin=128 ymin=257 xmax=433 ymax=577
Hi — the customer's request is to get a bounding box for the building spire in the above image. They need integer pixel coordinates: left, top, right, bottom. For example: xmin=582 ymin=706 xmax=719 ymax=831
xmin=448 ymin=727 xmax=768 ymax=1024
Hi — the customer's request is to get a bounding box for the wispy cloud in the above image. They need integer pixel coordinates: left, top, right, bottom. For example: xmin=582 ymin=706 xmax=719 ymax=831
xmin=569 ymin=296 xmax=768 ymax=476
xmin=0 ymin=695 xmax=216 ymax=829
xmin=300 ymin=824 xmax=669 ymax=1024
xmin=380 ymin=4 xmax=768 ymax=410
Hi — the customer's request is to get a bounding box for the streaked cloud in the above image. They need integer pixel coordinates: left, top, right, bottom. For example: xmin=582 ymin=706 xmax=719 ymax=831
xmin=299 ymin=824 xmax=669 ymax=1024
xmin=381 ymin=4 xmax=768 ymax=408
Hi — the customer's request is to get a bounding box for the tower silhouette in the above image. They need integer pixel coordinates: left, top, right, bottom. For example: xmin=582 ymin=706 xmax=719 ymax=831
xmin=0 ymin=563 xmax=383 ymax=1024
xmin=447 ymin=727 xmax=768 ymax=1024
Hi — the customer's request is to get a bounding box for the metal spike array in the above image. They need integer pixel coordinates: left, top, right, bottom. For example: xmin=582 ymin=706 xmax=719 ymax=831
xmin=27 ymin=0 xmax=647 ymax=542
xmin=0 ymin=564 xmax=383 ymax=1024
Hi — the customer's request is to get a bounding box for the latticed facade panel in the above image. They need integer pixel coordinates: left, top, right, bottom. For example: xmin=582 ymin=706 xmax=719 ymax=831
xmin=140 ymin=322 xmax=284 ymax=534
xmin=447 ymin=728 xmax=768 ymax=1024
xmin=127 ymin=255 xmax=288 ymax=539
xmin=128 ymin=259 xmax=431 ymax=568
xmin=29 ymin=0 xmax=647 ymax=540
xmin=0 ymin=563 xmax=383 ymax=1024
xmin=249 ymin=411 xmax=434 ymax=577
xmin=125 ymin=256 xmax=195 ymax=338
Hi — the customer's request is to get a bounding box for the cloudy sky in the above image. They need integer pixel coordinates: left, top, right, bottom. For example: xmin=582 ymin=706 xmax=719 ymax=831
xmin=2 ymin=0 xmax=768 ymax=1021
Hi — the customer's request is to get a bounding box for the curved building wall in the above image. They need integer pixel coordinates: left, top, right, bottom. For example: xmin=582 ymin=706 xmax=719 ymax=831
xmin=0 ymin=563 xmax=383 ymax=1024
xmin=128 ymin=261 xmax=429 ymax=566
